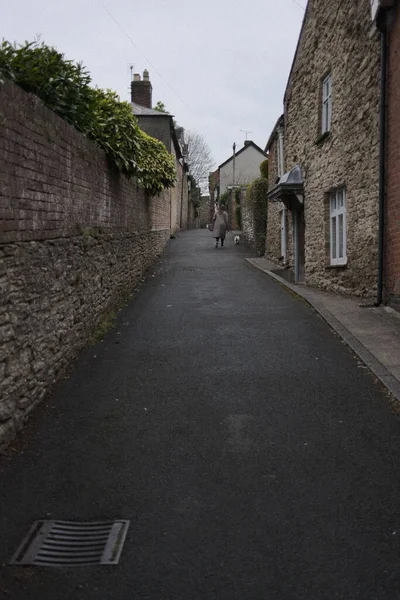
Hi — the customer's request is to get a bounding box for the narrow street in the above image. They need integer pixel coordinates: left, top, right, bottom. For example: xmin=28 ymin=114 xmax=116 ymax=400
xmin=2 ymin=229 xmax=400 ymax=599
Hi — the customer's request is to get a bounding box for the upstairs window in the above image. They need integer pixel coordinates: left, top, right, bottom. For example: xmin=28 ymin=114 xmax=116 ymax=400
xmin=322 ymin=74 xmax=332 ymax=134
xmin=329 ymin=188 xmax=346 ymax=266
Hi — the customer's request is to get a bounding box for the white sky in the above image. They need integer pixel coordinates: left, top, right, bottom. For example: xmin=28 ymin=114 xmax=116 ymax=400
xmin=2 ymin=0 xmax=305 ymax=174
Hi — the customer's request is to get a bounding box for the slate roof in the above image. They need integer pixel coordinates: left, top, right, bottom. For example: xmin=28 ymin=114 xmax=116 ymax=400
xmin=265 ymin=115 xmax=284 ymax=153
xmin=131 ymin=102 xmax=172 ymax=117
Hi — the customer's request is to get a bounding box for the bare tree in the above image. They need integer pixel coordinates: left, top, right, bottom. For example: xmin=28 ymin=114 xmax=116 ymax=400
xmin=185 ymin=131 xmax=215 ymax=189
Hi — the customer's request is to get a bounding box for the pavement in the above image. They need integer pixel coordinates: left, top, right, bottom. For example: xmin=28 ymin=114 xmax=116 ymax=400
xmin=1 ymin=229 xmax=400 ymax=599
xmin=247 ymin=256 xmax=400 ymax=404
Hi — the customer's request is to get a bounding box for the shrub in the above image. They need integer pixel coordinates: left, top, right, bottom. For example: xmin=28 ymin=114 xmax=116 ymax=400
xmin=259 ymin=159 xmax=269 ymax=179
xmin=136 ymin=130 xmax=176 ymax=195
xmin=245 ymin=177 xmax=269 ymax=255
xmin=0 ymin=40 xmax=176 ymax=194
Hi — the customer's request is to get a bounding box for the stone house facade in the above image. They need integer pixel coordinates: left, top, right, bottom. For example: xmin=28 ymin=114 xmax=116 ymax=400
xmin=131 ymin=71 xmax=190 ymax=234
xmin=267 ymin=0 xmax=381 ymax=295
xmin=265 ymin=115 xmax=294 ymax=279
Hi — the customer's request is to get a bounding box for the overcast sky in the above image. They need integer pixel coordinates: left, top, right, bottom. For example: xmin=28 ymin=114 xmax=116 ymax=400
xmin=2 ymin=0 xmax=305 ymax=174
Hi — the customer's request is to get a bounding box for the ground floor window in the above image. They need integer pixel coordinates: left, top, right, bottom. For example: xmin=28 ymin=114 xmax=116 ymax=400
xmin=329 ymin=188 xmax=347 ymax=265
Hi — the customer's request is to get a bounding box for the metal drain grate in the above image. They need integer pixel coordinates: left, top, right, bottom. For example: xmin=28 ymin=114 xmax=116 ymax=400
xmin=359 ymin=303 xmax=376 ymax=308
xmin=10 ymin=520 xmax=130 ymax=566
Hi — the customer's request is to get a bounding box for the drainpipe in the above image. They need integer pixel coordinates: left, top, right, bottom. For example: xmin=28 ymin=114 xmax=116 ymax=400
xmin=293 ymin=211 xmax=299 ymax=284
xmin=278 ymin=127 xmax=287 ymax=263
xmin=376 ymin=22 xmax=388 ymax=306
xmin=180 ymin=162 xmax=184 ymax=229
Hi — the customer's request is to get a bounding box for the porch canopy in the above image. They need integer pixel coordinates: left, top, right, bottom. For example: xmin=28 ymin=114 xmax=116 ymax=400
xmin=267 ymin=165 xmax=304 ymax=211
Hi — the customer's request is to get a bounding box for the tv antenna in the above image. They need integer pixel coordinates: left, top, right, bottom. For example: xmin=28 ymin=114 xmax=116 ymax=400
xmin=129 ymin=64 xmax=135 ymax=81
xmin=240 ymin=129 xmax=252 ymax=141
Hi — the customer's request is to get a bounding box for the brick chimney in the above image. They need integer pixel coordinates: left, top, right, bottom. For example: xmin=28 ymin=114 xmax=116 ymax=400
xmin=130 ymin=69 xmax=152 ymax=108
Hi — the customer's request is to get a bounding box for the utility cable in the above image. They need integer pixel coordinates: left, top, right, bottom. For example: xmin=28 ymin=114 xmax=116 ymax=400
xmin=98 ymin=0 xmax=195 ymax=114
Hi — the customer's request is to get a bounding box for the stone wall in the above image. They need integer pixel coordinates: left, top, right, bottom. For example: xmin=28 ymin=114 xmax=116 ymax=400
xmin=199 ymin=196 xmax=210 ymax=228
xmin=174 ymin=161 xmax=189 ymax=231
xmin=266 ymin=137 xmax=283 ymax=266
xmin=0 ymin=80 xmax=173 ymax=449
xmin=284 ymin=0 xmax=381 ymax=297
xmin=385 ymin=2 xmax=400 ymax=310
xmin=240 ymin=188 xmax=255 ymax=248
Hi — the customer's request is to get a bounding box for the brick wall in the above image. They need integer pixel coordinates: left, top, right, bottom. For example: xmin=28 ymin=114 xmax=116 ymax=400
xmin=131 ymin=77 xmax=152 ymax=109
xmin=385 ymin=3 xmax=400 ymax=309
xmin=0 ymin=80 xmax=172 ymax=450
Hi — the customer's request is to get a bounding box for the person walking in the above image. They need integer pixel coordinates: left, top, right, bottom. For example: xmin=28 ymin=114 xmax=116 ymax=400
xmin=212 ymin=205 xmax=229 ymax=248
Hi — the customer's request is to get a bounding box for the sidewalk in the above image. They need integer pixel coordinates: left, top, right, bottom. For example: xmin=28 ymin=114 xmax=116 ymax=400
xmin=247 ymin=257 xmax=400 ymax=403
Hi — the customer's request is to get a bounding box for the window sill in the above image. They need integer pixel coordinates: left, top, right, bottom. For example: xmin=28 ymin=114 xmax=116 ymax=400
xmin=326 ymin=260 xmax=348 ymax=269
xmin=316 ymin=131 xmax=331 ymax=146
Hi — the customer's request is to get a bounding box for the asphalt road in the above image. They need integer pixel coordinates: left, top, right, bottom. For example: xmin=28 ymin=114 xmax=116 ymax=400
xmin=1 ymin=229 xmax=400 ymax=600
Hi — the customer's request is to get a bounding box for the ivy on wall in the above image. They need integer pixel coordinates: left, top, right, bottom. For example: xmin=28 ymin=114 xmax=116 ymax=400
xmin=0 ymin=40 xmax=176 ymax=195
xmin=244 ymin=165 xmax=269 ymax=256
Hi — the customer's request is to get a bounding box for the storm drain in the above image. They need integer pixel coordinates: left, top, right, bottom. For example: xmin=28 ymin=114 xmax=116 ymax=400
xmin=10 ymin=520 xmax=130 ymax=566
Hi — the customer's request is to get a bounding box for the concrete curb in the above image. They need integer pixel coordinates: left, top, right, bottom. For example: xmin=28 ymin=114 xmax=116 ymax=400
xmin=246 ymin=258 xmax=400 ymax=404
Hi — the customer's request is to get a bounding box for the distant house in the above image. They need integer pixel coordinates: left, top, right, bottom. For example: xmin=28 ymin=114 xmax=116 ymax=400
xmin=266 ymin=0 xmax=381 ymax=295
xmin=217 ymin=140 xmax=265 ymax=229
xmin=131 ymin=70 xmax=190 ymax=233
xmin=218 ymin=141 xmax=265 ymax=198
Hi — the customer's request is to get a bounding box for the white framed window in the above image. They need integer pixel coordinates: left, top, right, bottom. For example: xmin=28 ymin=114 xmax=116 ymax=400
xmin=329 ymin=188 xmax=347 ymax=266
xmin=322 ymin=74 xmax=332 ymax=134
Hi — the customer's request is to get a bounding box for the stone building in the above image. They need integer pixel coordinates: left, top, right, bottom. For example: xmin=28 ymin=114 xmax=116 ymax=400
xmin=267 ymin=0 xmax=381 ymax=295
xmin=131 ymin=71 xmax=190 ymax=234
xmin=265 ymin=115 xmax=294 ymax=279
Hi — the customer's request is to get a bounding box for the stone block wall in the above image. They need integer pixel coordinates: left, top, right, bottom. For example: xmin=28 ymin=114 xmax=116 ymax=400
xmin=386 ymin=2 xmax=400 ymax=310
xmin=0 ymin=80 xmax=172 ymax=449
xmin=174 ymin=161 xmax=189 ymax=231
xmin=198 ymin=196 xmax=210 ymax=228
xmin=240 ymin=188 xmax=255 ymax=249
xmin=266 ymin=138 xmax=283 ymax=265
xmin=284 ymin=0 xmax=381 ymax=297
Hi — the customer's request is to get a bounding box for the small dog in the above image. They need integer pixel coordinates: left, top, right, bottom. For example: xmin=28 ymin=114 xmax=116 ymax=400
xmin=234 ymin=235 xmax=240 ymax=245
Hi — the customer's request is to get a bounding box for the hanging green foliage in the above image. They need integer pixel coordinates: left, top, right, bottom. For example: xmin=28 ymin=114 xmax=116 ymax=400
xmin=259 ymin=159 xmax=269 ymax=179
xmin=0 ymin=40 xmax=176 ymax=194
xmin=218 ymin=191 xmax=230 ymax=207
xmin=245 ymin=177 xmax=269 ymax=256
xmin=136 ymin=130 xmax=176 ymax=195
